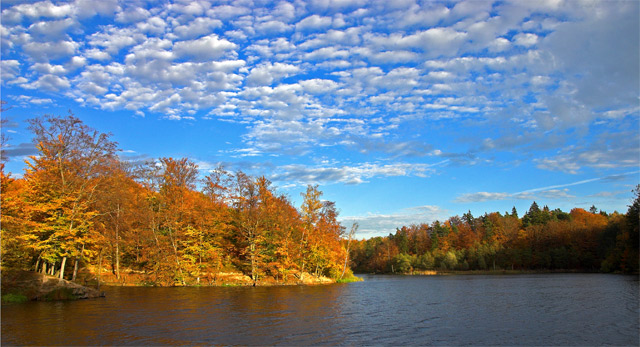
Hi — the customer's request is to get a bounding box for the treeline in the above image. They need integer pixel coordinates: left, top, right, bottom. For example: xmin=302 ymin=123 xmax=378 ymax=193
xmin=350 ymin=198 xmax=639 ymax=274
xmin=1 ymin=114 xmax=354 ymax=285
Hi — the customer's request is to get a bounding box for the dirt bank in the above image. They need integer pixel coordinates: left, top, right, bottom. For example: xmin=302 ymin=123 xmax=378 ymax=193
xmin=2 ymin=270 xmax=104 ymax=302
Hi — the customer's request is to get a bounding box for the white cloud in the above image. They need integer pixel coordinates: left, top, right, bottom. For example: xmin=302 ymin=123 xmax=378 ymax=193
xmin=22 ymin=40 xmax=78 ymax=62
xmin=488 ymin=37 xmax=510 ymax=52
xmin=73 ymin=0 xmax=119 ymax=18
xmin=296 ymin=15 xmax=333 ymax=31
xmin=455 ymin=173 xmax=640 ymax=204
xmin=340 ymin=205 xmax=448 ymax=238
xmin=368 ymin=27 xmax=468 ymax=58
xmin=1 ymin=60 xmax=20 ymax=81
xmin=88 ymin=26 xmax=143 ymax=55
xmin=298 ymin=79 xmax=339 ymax=94
xmin=246 ymin=62 xmax=300 ymax=86
xmin=5 ymin=1 xmax=74 ymax=20
xmin=208 ymin=5 xmax=250 ymax=20
xmin=84 ymin=48 xmax=111 ymax=61
xmin=30 ymin=63 xmax=67 ymax=75
xmin=455 ymin=192 xmax=512 ymax=203
xmin=271 ymin=162 xmax=438 ymax=185
xmin=173 ymin=34 xmax=237 ymax=61
xmin=255 ymin=20 xmax=292 ymax=34
xmin=28 ymin=18 xmax=75 ymax=40
xmin=1 ymin=0 xmax=637 ymax=188
xmin=23 ymin=74 xmax=70 ymax=91
xmin=12 ymin=95 xmax=53 ymax=105
xmin=115 ymin=6 xmax=150 ymax=23
xmin=173 ymin=17 xmax=223 ymax=39
xmin=169 ymin=1 xmax=208 ymax=16
xmin=136 ymin=16 xmax=167 ymax=35
xmin=513 ymin=33 xmax=538 ymax=47
xmin=304 ymin=46 xmax=350 ymax=60
xmin=541 ymin=1 xmax=639 ymax=111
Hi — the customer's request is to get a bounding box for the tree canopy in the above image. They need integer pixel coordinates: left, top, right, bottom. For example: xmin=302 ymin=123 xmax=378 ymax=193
xmin=350 ymin=193 xmax=639 ymax=274
xmin=1 ymin=114 xmax=352 ymax=285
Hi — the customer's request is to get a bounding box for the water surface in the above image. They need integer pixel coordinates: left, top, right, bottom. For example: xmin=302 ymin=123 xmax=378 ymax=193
xmin=2 ymin=273 xmax=638 ymax=345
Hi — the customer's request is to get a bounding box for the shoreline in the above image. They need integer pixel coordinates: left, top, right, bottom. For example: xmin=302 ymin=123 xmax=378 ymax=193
xmin=356 ymin=269 xmax=635 ymax=276
xmin=2 ymin=268 xmax=363 ymax=302
xmin=1 ymin=270 xmax=104 ymax=303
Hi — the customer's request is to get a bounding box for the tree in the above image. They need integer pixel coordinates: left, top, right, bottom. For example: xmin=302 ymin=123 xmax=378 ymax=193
xmin=93 ymin=160 xmax=143 ymax=281
xmin=341 ymin=223 xmax=358 ymax=279
xmin=299 ymin=185 xmax=323 ymax=279
xmin=392 ymin=253 xmax=412 ymax=273
xmin=0 ymin=171 xmax=33 ymax=269
xmin=23 ymin=114 xmax=117 ymax=279
xmin=231 ymin=172 xmax=265 ymax=285
xmin=157 ymin=157 xmax=200 ymax=285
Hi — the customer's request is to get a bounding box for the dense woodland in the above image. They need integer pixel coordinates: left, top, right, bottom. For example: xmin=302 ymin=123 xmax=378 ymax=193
xmin=1 ymin=114 xmax=356 ymax=285
xmin=350 ymin=196 xmax=639 ymax=274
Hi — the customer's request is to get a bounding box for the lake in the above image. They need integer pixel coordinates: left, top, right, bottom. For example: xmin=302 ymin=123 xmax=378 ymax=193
xmin=2 ymin=273 xmax=638 ymax=345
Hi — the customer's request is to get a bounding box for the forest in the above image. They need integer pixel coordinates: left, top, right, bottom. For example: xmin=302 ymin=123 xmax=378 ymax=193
xmin=1 ymin=114 xmax=356 ymax=286
xmin=1 ymin=114 xmax=637 ymax=287
xmin=350 ymin=196 xmax=639 ymax=274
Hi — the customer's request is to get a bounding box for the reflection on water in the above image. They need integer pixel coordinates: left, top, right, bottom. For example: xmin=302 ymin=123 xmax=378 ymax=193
xmin=2 ymin=274 xmax=638 ymax=345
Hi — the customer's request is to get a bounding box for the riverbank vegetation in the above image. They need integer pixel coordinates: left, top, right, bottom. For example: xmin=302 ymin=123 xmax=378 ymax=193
xmin=1 ymin=113 xmax=358 ymax=286
xmin=350 ymin=191 xmax=639 ymax=275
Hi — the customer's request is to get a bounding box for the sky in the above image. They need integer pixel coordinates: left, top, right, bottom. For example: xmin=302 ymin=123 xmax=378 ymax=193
xmin=1 ymin=0 xmax=639 ymax=239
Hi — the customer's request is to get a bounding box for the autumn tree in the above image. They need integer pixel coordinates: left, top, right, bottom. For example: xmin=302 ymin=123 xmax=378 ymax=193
xmin=92 ymin=160 xmax=144 ymax=281
xmin=22 ymin=114 xmax=117 ymax=279
xmin=299 ymin=185 xmax=323 ymax=279
xmin=230 ymin=172 xmax=266 ymax=285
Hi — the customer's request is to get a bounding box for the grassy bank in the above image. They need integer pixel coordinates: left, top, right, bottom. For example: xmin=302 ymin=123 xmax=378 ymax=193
xmin=1 ymin=293 xmax=29 ymax=304
xmin=336 ymin=275 xmax=364 ymax=283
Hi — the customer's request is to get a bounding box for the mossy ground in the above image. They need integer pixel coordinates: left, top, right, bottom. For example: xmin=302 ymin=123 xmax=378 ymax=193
xmin=335 ymin=275 xmax=363 ymax=283
xmin=2 ymin=293 xmax=29 ymax=304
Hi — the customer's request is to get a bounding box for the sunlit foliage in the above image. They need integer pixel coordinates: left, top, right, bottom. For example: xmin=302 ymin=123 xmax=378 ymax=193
xmin=351 ymin=197 xmax=639 ymax=274
xmin=1 ymin=114 xmax=349 ymax=285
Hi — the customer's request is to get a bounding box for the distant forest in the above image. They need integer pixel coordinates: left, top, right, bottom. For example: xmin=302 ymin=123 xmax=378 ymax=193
xmin=1 ymin=114 xmax=355 ymax=286
xmin=350 ymin=195 xmax=639 ymax=274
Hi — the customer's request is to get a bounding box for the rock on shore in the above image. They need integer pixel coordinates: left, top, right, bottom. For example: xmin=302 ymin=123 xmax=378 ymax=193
xmin=2 ymin=270 xmax=104 ymax=301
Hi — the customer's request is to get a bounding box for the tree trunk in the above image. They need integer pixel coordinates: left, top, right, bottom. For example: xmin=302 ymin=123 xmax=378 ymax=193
xmin=168 ymin=228 xmax=185 ymax=286
xmin=97 ymin=249 xmax=103 ymax=291
xmin=41 ymin=262 xmax=47 ymax=275
xmin=115 ymin=204 xmax=121 ymax=280
xmin=59 ymin=257 xmax=67 ymax=279
xmin=115 ymin=242 xmax=120 ymax=280
xmin=250 ymin=239 xmax=257 ymax=286
xmin=341 ymin=223 xmax=357 ymax=279
xmin=72 ymin=243 xmax=84 ymax=281
xmin=34 ymin=256 xmax=41 ymax=273
xmin=72 ymin=258 xmax=79 ymax=281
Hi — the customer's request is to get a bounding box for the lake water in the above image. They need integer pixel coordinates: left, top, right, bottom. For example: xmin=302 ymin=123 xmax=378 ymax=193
xmin=2 ymin=273 xmax=638 ymax=345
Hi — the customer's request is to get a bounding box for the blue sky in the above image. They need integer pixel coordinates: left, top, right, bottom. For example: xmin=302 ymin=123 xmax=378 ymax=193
xmin=1 ymin=0 xmax=638 ymax=238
